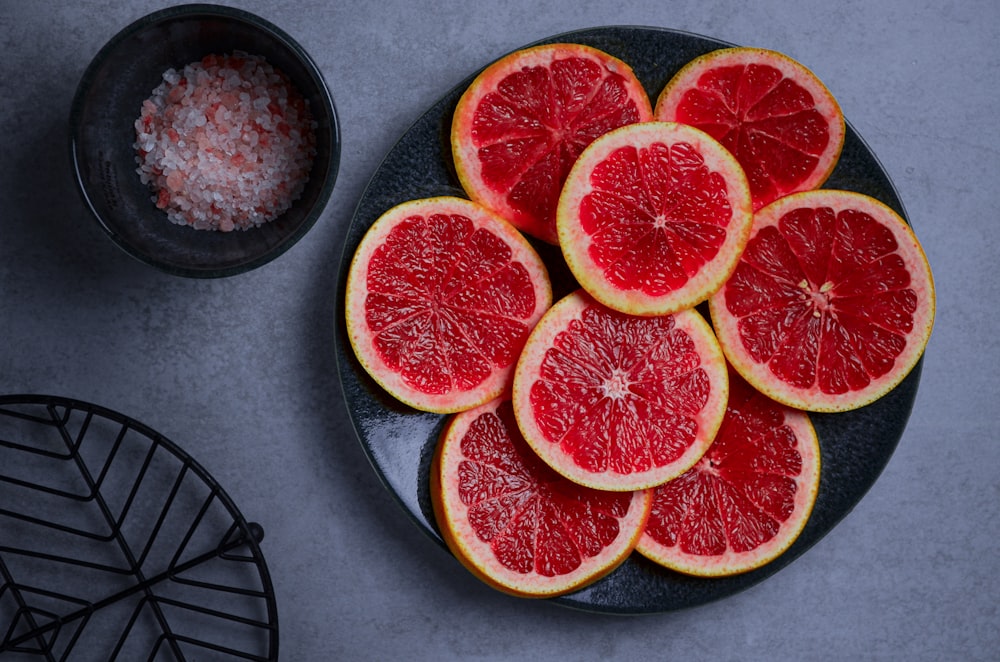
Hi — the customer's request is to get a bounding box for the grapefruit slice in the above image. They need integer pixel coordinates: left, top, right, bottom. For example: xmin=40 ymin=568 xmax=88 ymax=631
xmin=557 ymin=121 xmax=753 ymax=316
xmin=431 ymin=398 xmax=652 ymax=597
xmin=636 ymin=368 xmax=821 ymax=577
xmin=655 ymin=47 xmax=845 ymax=211
xmin=513 ymin=290 xmax=728 ymax=491
xmin=709 ymin=189 xmax=935 ymax=412
xmin=345 ymin=197 xmax=552 ymax=414
xmin=452 ymin=42 xmax=653 ymax=244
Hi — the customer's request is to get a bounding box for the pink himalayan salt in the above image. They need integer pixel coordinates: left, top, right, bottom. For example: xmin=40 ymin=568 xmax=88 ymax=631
xmin=133 ymin=52 xmax=316 ymax=232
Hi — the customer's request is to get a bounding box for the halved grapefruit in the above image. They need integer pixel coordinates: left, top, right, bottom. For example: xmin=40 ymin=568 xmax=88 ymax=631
xmin=557 ymin=121 xmax=753 ymax=316
xmin=512 ymin=289 xmax=728 ymax=491
xmin=636 ymin=368 xmax=821 ymax=577
xmin=709 ymin=189 xmax=935 ymax=412
xmin=345 ymin=197 xmax=552 ymax=414
xmin=452 ymin=42 xmax=653 ymax=244
xmin=431 ymin=398 xmax=652 ymax=597
xmin=655 ymin=47 xmax=845 ymax=211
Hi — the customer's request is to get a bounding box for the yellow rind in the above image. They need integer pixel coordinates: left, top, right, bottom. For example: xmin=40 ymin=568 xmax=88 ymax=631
xmin=512 ymin=290 xmax=729 ymax=492
xmin=556 ymin=121 xmax=753 ymax=317
xmin=635 ymin=405 xmax=821 ymax=577
xmin=452 ymin=42 xmax=653 ymax=245
xmin=344 ymin=196 xmax=552 ymax=414
xmin=708 ymin=189 xmax=935 ymax=413
xmin=655 ymin=46 xmax=846 ymax=210
xmin=430 ymin=400 xmax=652 ymax=597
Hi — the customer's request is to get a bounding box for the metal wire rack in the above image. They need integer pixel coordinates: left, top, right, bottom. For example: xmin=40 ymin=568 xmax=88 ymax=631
xmin=0 ymin=395 xmax=278 ymax=661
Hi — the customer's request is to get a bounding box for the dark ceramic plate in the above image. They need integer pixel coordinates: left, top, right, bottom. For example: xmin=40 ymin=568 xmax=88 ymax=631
xmin=334 ymin=26 xmax=921 ymax=614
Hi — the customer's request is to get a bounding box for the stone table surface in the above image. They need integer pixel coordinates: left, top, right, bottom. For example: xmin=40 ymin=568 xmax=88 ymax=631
xmin=1 ymin=1 xmax=997 ymax=659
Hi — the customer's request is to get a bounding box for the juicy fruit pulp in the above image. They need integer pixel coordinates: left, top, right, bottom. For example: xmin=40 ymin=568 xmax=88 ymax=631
xmin=513 ymin=290 xmax=728 ymax=491
xmin=655 ymin=47 xmax=845 ymax=212
xmin=636 ymin=369 xmax=820 ymax=577
xmin=431 ymin=399 xmax=651 ymax=597
xmin=452 ymin=43 xmax=653 ymax=244
xmin=557 ymin=121 xmax=753 ymax=316
xmin=345 ymin=197 xmax=551 ymax=413
xmin=709 ymin=189 xmax=935 ymax=412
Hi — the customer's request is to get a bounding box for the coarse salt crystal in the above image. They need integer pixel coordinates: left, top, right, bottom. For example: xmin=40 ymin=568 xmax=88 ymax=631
xmin=133 ymin=52 xmax=316 ymax=232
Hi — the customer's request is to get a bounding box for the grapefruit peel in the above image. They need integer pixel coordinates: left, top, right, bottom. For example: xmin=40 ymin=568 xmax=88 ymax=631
xmin=513 ymin=290 xmax=729 ymax=492
xmin=557 ymin=121 xmax=753 ymax=317
xmin=655 ymin=46 xmax=845 ymax=211
xmin=636 ymin=370 xmax=821 ymax=577
xmin=431 ymin=399 xmax=652 ymax=597
xmin=452 ymin=42 xmax=653 ymax=245
xmin=709 ymin=189 xmax=935 ymax=412
xmin=345 ymin=196 xmax=552 ymax=414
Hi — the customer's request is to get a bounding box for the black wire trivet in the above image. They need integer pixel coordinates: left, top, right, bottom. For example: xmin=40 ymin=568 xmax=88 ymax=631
xmin=0 ymin=395 xmax=278 ymax=661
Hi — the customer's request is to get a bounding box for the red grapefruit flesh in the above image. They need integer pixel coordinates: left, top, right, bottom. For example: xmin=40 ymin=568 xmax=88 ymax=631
xmin=636 ymin=368 xmax=820 ymax=577
xmin=709 ymin=189 xmax=935 ymax=412
xmin=452 ymin=43 xmax=653 ymax=244
xmin=655 ymin=47 xmax=845 ymax=211
xmin=431 ymin=398 xmax=652 ymax=597
xmin=345 ymin=197 xmax=552 ymax=414
xmin=513 ymin=290 xmax=728 ymax=491
xmin=557 ymin=121 xmax=753 ymax=316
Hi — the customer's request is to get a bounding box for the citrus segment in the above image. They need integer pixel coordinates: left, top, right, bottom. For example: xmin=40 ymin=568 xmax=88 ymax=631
xmin=636 ymin=368 xmax=820 ymax=577
xmin=557 ymin=121 xmax=752 ymax=316
xmin=655 ymin=47 xmax=845 ymax=211
xmin=513 ymin=290 xmax=728 ymax=491
xmin=345 ymin=197 xmax=552 ymax=413
xmin=709 ymin=189 xmax=935 ymax=412
xmin=452 ymin=43 xmax=653 ymax=244
xmin=431 ymin=398 xmax=652 ymax=597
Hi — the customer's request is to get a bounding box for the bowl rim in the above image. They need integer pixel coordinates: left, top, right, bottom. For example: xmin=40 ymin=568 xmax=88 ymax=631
xmin=69 ymin=2 xmax=341 ymax=278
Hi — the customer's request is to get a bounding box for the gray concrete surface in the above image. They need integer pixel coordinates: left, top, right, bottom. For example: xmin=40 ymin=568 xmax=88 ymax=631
xmin=1 ymin=0 xmax=997 ymax=659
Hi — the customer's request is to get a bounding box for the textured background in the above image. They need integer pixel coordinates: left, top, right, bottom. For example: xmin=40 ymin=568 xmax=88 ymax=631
xmin=1 ymin=0 xmax=997 ymax=659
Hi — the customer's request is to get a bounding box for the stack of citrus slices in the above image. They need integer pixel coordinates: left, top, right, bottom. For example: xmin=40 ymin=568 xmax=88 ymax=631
xmin=345 ymin=42 xmax=935 ymax=598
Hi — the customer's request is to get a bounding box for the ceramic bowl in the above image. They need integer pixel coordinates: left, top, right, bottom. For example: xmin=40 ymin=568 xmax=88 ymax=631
xmin=70 ymin=4 xmax=340 ymax=277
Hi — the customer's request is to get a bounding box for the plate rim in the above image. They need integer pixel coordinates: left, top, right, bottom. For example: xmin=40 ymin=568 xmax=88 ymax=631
xmin=333 ymin=24 xmax=921 ymax=614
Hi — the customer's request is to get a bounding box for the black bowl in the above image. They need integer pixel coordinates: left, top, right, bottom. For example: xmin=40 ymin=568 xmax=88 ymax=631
xmin=70 ymin=3 xmax=340 ymax=278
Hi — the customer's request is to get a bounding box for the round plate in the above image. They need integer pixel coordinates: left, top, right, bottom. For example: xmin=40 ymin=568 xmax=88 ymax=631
xmin=334 ymin=26 xmax=922 ymax=614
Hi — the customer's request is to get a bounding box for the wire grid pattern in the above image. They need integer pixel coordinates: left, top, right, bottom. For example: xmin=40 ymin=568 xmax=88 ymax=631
xmin=0 ymin=396 xmax=278 ymax=661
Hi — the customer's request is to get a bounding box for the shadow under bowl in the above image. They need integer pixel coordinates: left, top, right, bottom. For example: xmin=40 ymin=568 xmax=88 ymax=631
xmin=70 ymin=3 xmax=340 ymax=278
